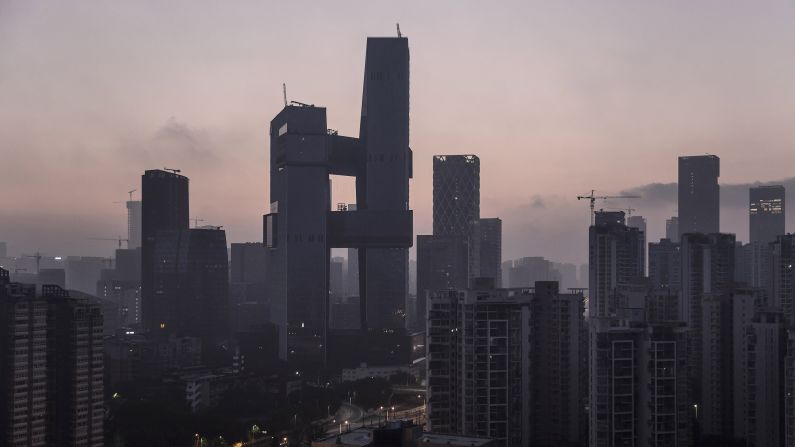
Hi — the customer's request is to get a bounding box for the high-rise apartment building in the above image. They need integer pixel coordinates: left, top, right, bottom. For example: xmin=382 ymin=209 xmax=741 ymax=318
xmin=770 ymin=234 xmax=795 ymax=324
xmin=1 ymin=270 xmax=104 ymax=447
xmin=45 ymin=286 xmax=104 ymax=447
xmin=427 ymin=287 xmax=529 ymax=447
xmin=416 ymin=235 xmax=468 ymax=330
xmin=141 ymin=169 xmax=189 ymax=334
xmin=427 ymin=281 xmax=586 ymax=447
xmin=0 ymin=272 xmax=47 ymax=447
xmin=678 ymin=155 xmax=720 ymax=237
xmin=588 ymin=211 xmax=644 ymax=318
xmin=529 ymin=282 xmax=587 ymax=446
xmin=749 ymin=185 xmax=785 ymax=244
xmin=589 ymin=319 xmax=690 ymax=447
xmin=680 ymin=233 xmax=735 ymax=417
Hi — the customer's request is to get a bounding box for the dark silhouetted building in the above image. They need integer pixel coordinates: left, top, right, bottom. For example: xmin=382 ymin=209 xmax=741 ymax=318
xmin=428 ymin=282 xmax=587 ymax=447
xmin=504 ymin=257 xmax=557 ymax=288
xmin=416 ymin=235 xmax=468 ymax=331
xmin=529 ymin=282 xmax=587 ymax=446
xmin=229 ymin=242 xmax=268 ymax=312
xmin=678 ymin=155 xmax=720 ymax=237
xmin=0 ymin=271 xmax=47 ymax=447
xmin=1 ymin=272 xmax=104 ymax=447
xmin=45 ymin=286 xmax=104 ymax=447
xmin=433 ymin=155 xmax=479 ymax=237
xmin=264 ymin=36 xmax=413 ymax=367
xmin=680 ymin=232 xmax=735 ymax=414
xmin=427 ymin=287 xmax=529 ymax=447
xmin=141 ymin=169 xmax=189 ymax=334
xmin=65 ymin=256 xmax=110 ymax=295
xmin=749 ymin=184 xmax=785 ymax=244
xmin=151 ymin=227 xmax=229 ymax=350
xmin=330 ymin=257 xmax=344 ymax=299
xmin=468 ymin=218 xmax=502 ymax=286
xmin=38 ymin=268 xmax=65 ymax=288
xmin=588 ymin=211 xmax=644 ymax=318
xmin=127 ymin=200 xmax=142 ymax=249
xmin=589 ymin=319 xmax=690 ymax=446
xmin=665 ymin=216 xmax=679 ymax=243
xmin=627 ymin=215 xmax=647 ymax=275
xmin=771 ymin=234 xmax=795 ymax=324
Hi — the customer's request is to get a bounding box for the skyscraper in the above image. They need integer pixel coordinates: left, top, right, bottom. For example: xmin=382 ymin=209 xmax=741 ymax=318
xmin=45 ymin=286 xmax=104 ymax=447
xmin=749 ymin=184 xmax=785 ymax=244
xmin=432 ymin=155 xmax=479 ymax=237
xmin=468 ymin=218 xmax=502 ymax=286
xmin=151 ymin=227 xmax=229 ymax=348
xmin=264 ymin=35 xmax=413 ymax=366
xmin=1 ymin=272 xmax=105 ymax=447
xmin=529 ymin=282 xmax=587 ymax=446
xmin=678 ymin=155 xmax=720 ymax=237
xmin=588 ymin=210 xmax=644 ymax=318
xmin=627 ymin=215 xmax=647 ymax=275
xmin=0 ymin=271 xmax=47 ymax=447
xmin=589 ymin=320 xmax=690 ymax=446
xmin=127 ymin=200 xmax=142 ymax=249
xmin=416 ymin=235 xmax=468 ymax=330
xmin=770 ymin=234 xmax=795 ymax=324
xmin=141 ymin=169 xmax=189 ymax=334
xmin=427 ymin=286 xmax=530 ymax=447
xmin=680 ymin=232 xmax=735 ymax=412
xmin=665 ymin=216 xmax=680 ymax=243
xmin=427 ymin=281 xmax=587 ymax=447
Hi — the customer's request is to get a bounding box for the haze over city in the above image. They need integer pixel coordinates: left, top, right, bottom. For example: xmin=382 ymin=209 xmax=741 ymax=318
xmin=3 ymin=1 xmax=795 ymax=263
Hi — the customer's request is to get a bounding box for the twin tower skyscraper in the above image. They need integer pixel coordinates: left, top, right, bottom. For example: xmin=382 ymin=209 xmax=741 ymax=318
xmin=264 ymin=36 xmax=413 ymax=366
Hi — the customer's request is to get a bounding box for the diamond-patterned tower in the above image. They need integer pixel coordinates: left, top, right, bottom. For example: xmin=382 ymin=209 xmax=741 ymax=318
xmin=433 ymin=155 xmax=480 ymax=237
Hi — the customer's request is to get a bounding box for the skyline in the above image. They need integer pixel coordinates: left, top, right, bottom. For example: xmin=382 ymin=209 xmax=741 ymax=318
xmin=3 ymin=2 xmax=795 ymax=263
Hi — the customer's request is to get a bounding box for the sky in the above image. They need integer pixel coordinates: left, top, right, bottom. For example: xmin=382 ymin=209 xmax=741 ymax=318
xmin=2 ymin=1 xmax=795 ymax=264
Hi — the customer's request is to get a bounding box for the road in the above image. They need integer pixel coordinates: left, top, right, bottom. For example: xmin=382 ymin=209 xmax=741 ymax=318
xmin=322 ymin=403 xmax=426 ymax=436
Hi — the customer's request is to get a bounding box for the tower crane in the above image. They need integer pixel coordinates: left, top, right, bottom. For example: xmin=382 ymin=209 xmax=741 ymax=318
xmin=577 ymin=190 xmax=641 ymax=225
xmin=128 ymin=189 xmax=137 ymax=201
xmin=164 ymin=167 xmax=181 ymax=174
xmin=23 ymin=251 xmax=44 ymax=274
xmin=191 ymin=217 xmax=206 ymax=228
xmin=89 ymin=236 xmax=129 ymax=250
xmin=605 ymin=207 xmax=637 ymax=218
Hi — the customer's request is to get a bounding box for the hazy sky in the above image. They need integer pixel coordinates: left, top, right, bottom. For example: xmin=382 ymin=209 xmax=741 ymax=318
xmin=2 ymin=1 xmax=795 ymax=264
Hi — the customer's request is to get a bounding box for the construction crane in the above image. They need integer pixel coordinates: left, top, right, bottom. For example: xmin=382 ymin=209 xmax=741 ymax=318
xmin=89 ymin=236 xmax=129 ymax=250
xmin=605 ymin=207 xmax=637 ymax=218
xmin=283 ymin=83 xmax=288 ymax=107
xmin=23 ymin=251 xmax=44 ymax=274
xmin=191 ymin=217 xmax=206 ymax=228
xmin=577 ymin=190 xmax=641 ymax=225
xmin=164 ymin=167 xmax=181 ymax=174
xmin=128 ymin=189 xmax=137 ymax=201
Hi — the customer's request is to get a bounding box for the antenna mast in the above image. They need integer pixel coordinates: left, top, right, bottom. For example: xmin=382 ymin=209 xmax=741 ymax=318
xmin=396 ymin=23 xmax=402 ymax=38
xmin=283 ymin=83 xmax=287 ymax=107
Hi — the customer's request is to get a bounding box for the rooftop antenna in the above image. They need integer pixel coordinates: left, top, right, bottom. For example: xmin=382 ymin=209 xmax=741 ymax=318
xmin=283 ymin=83 xmax=287 ymax=107
xmin=396 ymin=23 xmax=402 ymax=38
